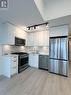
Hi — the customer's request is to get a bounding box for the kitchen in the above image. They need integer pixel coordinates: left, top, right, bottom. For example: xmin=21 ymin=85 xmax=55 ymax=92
xmin=0 ymin=22 xmax=71 ymax=95
xmin=0 ymin=22 xmax=69 ymax=77
xmin=0 ymin=0 xmax=71 ymax=95
xmin=0 ymin=22 xmax=49 ymax=77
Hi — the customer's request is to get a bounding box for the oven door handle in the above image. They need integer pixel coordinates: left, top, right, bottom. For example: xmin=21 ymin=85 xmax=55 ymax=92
xmin=20 ymin=56 xmax=28 ymax=58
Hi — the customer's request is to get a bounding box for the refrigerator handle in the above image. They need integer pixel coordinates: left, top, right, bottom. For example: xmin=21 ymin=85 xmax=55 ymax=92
xmin=53 ymin=49 xmax=55 ymax=56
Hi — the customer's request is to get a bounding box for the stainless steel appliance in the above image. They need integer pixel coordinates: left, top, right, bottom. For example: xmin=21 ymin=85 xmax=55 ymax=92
xmin=15 ymin=37 xmax=25 ymax=46
xmin=49 ymin=36 xmax=68 ymax=76
xmin=39 ymin=55 xmax=49 ymax=70
xmin=11 ymin=52 xmax=29 ymax=73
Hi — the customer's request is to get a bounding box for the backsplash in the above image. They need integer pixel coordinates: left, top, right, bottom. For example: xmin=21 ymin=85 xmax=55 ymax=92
xmin=2 ymin=45 xmax=27 ymax=55
xmin=25 ymin=46 xmax=49 ymax=55
xmin=2 ymin=45 xmax=49 ymax=55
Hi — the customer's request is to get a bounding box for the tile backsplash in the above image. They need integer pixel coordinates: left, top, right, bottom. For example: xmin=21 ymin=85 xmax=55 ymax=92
xmin=2 ymin=45 xmax=26 ymax=55
xmin=25 ymin=46 xmax=49 ymax=55
xmin=2 ymin=45 xmax=49 ymax=55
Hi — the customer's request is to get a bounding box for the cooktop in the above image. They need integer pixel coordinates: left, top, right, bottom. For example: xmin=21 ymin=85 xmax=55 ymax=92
xmin=11 ymin=52 xmax=28 ymax=55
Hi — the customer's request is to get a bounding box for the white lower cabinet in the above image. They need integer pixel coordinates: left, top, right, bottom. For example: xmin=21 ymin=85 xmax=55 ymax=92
xmin=3 ymin=55 xmax=18 ymax=78
xmin=29 ymin=54 xmax=39 ymax=68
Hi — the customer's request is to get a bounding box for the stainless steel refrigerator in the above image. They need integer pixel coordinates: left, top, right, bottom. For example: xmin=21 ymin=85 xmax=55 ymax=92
xmin=49 ymin=36 xmax=68 ymax=76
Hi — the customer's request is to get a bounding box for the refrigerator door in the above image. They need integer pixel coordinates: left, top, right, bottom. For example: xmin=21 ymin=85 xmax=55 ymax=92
xmin=60 ymin=38 xmax=68 ymax=60
xmin=49 ymin=38 xmax=58 ymax=59
xmin=53 ymin=60 xmax=59 ymax=74
xmin=49 ymin=39 xmax=54 ymax=58
xmin=49 ymin=59 xmax=68 ymax=76
xmin=49 ymin=59 xmax=59 ymax=73
xmin=49 ymin=59 xmax=54 ymax=72
xmin=58 ymin=60 xmax=68 ymax=76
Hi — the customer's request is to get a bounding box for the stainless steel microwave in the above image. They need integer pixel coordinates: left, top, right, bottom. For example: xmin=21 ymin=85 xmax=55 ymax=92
xmin=15 ymin=37 xmax=26 ymax=46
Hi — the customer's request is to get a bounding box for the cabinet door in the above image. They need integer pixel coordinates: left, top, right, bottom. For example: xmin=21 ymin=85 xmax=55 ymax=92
xmin=29 ymin=54 xmax=38 ymax=68
xmin=39 ymin=55 xmax=44 ymax=68
xmin=15 ymin=28 xmax=27 ymax=39
xmin=38 ymin=31 xmax=44 ymax=46
xmin=39 ymin=55 xmax=49 ymax=69
xmin=34 ymin=32 xmax=38 ymax=46
xmin=11 ymin=67 xmax=18 ymax=76
xmin=6 ymin=23 xmax=15 ymax=44
xmin=27 ymin=33 xmax=34 ymax=46
xmin=38 ymin=31 xmax=49 ymax=46
xmin=33 ymin=54 xmax=38 ymax=68
xmin=29 ymin=54 xmax=34 ymax=66
xmin=3 ymin=57 xmax=11 ymax=78
xmin=49 ymin=25 xmax=68 ymax=37
xmin=2 ymin=23 xmax=15 ymax=44
xmin=43 ymin=31 xmax=49 ymax=46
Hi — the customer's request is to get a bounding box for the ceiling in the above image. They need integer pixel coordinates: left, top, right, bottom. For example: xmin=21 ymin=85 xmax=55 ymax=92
xmin=0 ymin=0 xmax=71 ymax=28
xmin=35 ymin=0 xmax=71 ymax=21
xmin=0 ymin=0 xmax=43 ymax=26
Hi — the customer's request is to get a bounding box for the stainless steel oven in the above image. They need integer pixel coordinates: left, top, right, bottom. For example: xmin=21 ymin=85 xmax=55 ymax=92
xmin=11 ymin=52 xmax=29 ymax=73
xmin=18 ymin=53 xmax=29 ymax=73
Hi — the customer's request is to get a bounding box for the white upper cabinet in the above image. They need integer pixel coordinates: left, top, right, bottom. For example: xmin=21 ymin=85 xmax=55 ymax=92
xmin=43 ymin=31 xmax=49 ymax=46
xmin=49 ymin=25 xmax=68 ymax=37
xmin=27 ymin=33 xmax=34 ymax=46
xmin=15 ymin=28 xmax=27 ymax=39
xmin=36 ymin=30 xmax=49 ymax=46
xmin=38 ymin=31 xmax=44 ymax=46
xmin=27 ymin=30 xmax=49 ymax=46
xmin=34 ymin=32 xmax=38 ymax=46
xmin=37 ymin=30 xmax=49 ymax=46
xmin=27 ymin=32 xmax=38 ymax=46
xmin=0 ymin=23 xmax=27 ymax=45
xmin=0 ymin=23 xmax=15 ymax=44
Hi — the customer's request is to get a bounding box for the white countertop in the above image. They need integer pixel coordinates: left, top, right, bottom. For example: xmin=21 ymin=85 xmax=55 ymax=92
xmin=28 ymin=52 xmax=49 ymax=55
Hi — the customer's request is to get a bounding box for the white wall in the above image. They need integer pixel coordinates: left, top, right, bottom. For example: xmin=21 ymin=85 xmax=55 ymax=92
xmin=44 ymin=0 xmax=71 ymax=21
xmin=34 ymin=0 xmax=45 ymax=19
xmin=35 ymin=0 xmax=71 ymax=21
xmin=0 ymin=23 xmax=4 ymax=75
xmin=49 ymin=25 xmax=68 ymax=37
xmin=0 ymin=45 xmax=2 ymax=75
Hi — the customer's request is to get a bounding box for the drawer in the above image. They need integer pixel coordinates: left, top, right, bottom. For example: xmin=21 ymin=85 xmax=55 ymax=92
xmin=11 ymin=60 xmax=18 ymax=63
xmin=11 ymin=56 xmax=18 ymax=59
xmin=11 ymin=67 xmax=18 ymax=75
xmin=11 ymin=62 xmax=18 ymax=68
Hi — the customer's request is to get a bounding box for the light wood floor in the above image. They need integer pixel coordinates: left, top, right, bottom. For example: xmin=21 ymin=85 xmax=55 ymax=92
xmin=0 ymin=67 xmax=71 ymax=95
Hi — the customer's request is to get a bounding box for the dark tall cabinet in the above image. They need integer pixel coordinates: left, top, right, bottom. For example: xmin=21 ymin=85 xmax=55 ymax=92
xmin=39 ymin=55 xmax=49 ymax=70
